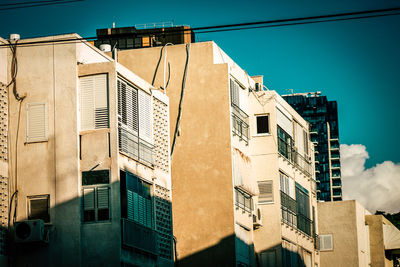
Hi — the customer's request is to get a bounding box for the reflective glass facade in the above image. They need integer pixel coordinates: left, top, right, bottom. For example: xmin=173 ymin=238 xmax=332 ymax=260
xmin=283 ymin=93 xmax=342 ymax=202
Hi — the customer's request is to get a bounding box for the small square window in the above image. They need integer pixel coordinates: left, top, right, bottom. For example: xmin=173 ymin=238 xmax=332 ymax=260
xmin=256 ymin=115 xmax=269 ymax=134
xmin=28 ymin=195 xmax=50 ymax=223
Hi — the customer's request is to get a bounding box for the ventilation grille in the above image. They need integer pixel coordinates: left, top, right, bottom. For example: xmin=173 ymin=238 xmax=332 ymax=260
xmin=152 ymin=98 xmax=169 ymax=173
xmin=154 ymin=185 xmax=172 ymax=260
xmin=0 ymin=86 xmax=7 ymax=161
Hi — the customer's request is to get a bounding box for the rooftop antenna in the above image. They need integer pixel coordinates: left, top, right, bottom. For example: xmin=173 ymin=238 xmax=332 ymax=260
xmin=286 ymin=89 xmax=294 ymax=95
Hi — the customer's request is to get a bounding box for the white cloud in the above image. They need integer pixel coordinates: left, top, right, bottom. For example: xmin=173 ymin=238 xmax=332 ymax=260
xmin=341 ymin=144 xmax=400 ymax=213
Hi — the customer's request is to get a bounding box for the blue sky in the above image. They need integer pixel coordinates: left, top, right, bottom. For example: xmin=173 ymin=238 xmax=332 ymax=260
xmin=1 ymin=0 xmax=399 ymax=168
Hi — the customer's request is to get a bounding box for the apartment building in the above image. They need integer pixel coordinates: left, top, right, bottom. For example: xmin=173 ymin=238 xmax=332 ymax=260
xmin=4 ymin=34 xmax=173 ymax=266
xmin=116 ymin=41 xmax=261 ymax=266
xmin=0 ymin=37 xmax=9 ymax=266
xmin=283 ymin=92 xmax=342 ymax=202
xmin=95 ymin=23 xmax=194 ymax=50
xmin=249 ymin=88 xmax=319 ymax=267
xmin=318 ymin=200 xmax=400 ymax=267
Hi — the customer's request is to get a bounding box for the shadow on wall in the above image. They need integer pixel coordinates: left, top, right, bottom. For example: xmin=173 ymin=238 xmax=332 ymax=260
xmin=4 ymin=176 xmax=174 ymax=267
xmin=176 ymin=234 xmax=236 ymax=267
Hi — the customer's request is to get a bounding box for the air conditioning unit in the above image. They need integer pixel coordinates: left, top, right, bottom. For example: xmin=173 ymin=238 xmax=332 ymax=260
xmin=253 ymin=208 xmax=262 ymax=229
xmin=14 ymin=219 xmax=45 ymax=243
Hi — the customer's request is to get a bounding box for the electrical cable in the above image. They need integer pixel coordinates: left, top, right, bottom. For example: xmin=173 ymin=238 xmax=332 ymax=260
xmin=0 ymin=0 xmax=83 ymax=11
xmin=0 ymin=0 xmax=74 ymax=6
xmin=1 ymin=6 xmax=400 ymax=48
xmin=165 ymin=62 xmax=171 ymax=89
xmin=151 ymin=43 xmax=173 ymax=86
xmin=170 ymin=43 xmax=190 ymax=158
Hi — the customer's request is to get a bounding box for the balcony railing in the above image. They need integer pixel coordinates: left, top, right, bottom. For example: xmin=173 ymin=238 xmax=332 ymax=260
xmin=281 ymin=191 xmax=297 ymax=228
xmin=118 ymin=123 xmax=154 ymax=166
xmin=278 ymin=138 xmax=312 ymax=176
xmin=297 ymin=214 xmax=312 ymax=236
xmin=231 ymin=104 xmax=249 ymax=144
xmin=121 ymin=218 xmax=158 ymax=255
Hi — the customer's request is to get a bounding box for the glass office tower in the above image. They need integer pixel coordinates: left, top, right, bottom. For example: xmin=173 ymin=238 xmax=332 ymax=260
xmin=283 ymin=92 xmax=342 ymax=202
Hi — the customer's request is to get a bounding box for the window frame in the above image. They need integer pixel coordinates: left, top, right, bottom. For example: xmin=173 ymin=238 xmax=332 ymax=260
xmin=81 ymin=170 xmax=111 ymax=223
xmin=255 ymin=114 xmax=270 ymax=135
xmin=27 ymin=194 xmax=50 ymax=223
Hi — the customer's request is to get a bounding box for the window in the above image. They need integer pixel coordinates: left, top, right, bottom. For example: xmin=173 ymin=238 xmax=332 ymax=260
xmin=28 ymin=195 xmax=50 ymax=223
xmin=230 ymin=79 xmax=240 ymax=107
xmin=79 ymin=74 xmax=109 ymax=131
xmin=256 ymin=115 xmax=269 ymax=134
xmin=235 ymin=188 xmax=253 ymax=213
xmin=82 ymin=170 xmax=110 ymax=222
xmin=122 ymin=171 xmax=152 ymax=228
xmin=258 ymin=180 xmax=273 ymax=204
xmin=26 ymin=102 xmax=48 ymax=142
xmin=118 ymin=77 xmax=153 ymax=165
xmin=277 ymin=126 xmax=294 ymax=161
xmin=279 ymin=172 xmax=294 ymax=198
xmin=296 ymin=183 xmax=311 ymax=235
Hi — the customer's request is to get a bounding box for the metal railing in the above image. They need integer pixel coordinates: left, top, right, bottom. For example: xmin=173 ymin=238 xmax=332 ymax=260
xmin=281 ymin=191 xmax=297 ymax=228
xmin=231 ymin=104 xmax=249 ymax=144
xmin=297 ymin=214 xmax=312 ymax=236
xmin=121 ymin=218 xmax=158 ymax=255
xmin=278 ymin=138 xmax=312 ymax=176
xmin=118 ymin=124 xmax=154 ymax=166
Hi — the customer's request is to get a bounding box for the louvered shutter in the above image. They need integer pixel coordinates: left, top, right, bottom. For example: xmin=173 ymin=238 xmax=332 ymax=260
xmin=97 ymin=187 xmax=109 ymax=209
xmin=138 ymin=90 xmax=152 ymax=143
xmin=80 ymin=74 xmax=108 ymax=131
xmin=83 ymin=188 xmax=95 ymax=211
xmin=258 ymin=180 xmax=273 ymax=204
xmin=26 ymin=102 xmax=48 ymax=142
xmin=319 ymin=234 xmax=333 ymax=251
xmin=230 ymin=79 xmax=239 ymax=107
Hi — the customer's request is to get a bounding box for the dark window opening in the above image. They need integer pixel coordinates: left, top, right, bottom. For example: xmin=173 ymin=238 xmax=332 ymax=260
xmin=28 ymin=195 xmax=50 ymax=223
xmin=256 ymin=115 xmax=269 ymax=134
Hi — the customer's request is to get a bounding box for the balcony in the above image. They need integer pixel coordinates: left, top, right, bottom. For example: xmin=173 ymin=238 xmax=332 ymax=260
xmin=330 ymin=153 xmax=340 ymax=160
xmin=118 ymin=124 xmax=153 ymax=166
xmin=231 ymin=104 xmax=249 ymax=145
xmin=121 ymin=218 xmax=158 ymax=255
xmin=278 ymin=137 xmax=312 ymax=177
xmin=297 ymin=214 xmax=312 ymax=236
xmin=281 ymin=191 xmax=297 ymax=228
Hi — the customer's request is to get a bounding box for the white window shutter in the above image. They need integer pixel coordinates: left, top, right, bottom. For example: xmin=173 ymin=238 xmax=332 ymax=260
xmin=80 ymin=74 xmax=108 ymax=131
xmin=258 ymin=180 xmax=273 ymax=204
xmin=138 ymin=90 xmax=152 ymax=143
xmin=94 ymin=74 xmax=108 ymax=129
xmin=26 ymin=102 xmax=48 ymax=142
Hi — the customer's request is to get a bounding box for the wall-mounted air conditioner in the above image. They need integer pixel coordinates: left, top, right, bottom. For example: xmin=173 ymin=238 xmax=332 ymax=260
xmin=253 ymin=208 xmax=262 ymax=229
xmin=14 ymin=220 xmax=46 ymax=243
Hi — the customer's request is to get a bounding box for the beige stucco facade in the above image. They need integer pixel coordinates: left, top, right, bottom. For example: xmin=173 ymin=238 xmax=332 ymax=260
xmin=366 ymin=215 xmax=400 ymax=267
xmin=249 ymin=90 xmax=319 ymax=267
xmin=318 ymin=200 xmax=371 ymax=267
xmin=4 ymin=34 xmax=172 ymax=266
xmin=117 ymin=42 xmax=262 ymax=266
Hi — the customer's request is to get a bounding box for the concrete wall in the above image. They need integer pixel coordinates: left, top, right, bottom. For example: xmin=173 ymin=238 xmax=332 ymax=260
xmin=366 ymin=215 xmax=395 ymax=267
xmin=117 ymin=42 xmax=238 ymax=265
xmin=318 ymin=200 xmax=371 ymax=267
